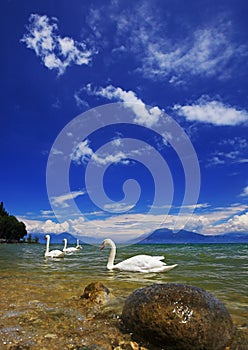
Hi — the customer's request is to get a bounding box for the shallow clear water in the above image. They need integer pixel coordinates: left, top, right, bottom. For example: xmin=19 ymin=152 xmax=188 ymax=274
xmin=0 ymin=243 xmax=247 ymax=348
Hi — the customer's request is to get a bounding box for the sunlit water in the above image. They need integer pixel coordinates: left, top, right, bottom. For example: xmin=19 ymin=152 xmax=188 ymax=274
xmin=0 ymin=243 xmax=247 ymax=348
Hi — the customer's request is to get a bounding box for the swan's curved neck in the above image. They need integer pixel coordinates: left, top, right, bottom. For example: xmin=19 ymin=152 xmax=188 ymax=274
xmin=107 ymin=241 xmax=116 ymax=269
xmin=63 ymin=239 xmax=67 ymax=250
xmin=45 ymin=236 xmax=50 ymax=254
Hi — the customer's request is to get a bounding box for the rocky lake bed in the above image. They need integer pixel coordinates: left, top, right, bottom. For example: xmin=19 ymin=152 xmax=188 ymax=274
xmin=1 ymin=243 xmax=247 ymax=350
xmin=1 ymin=281 xmax=247 ymax=350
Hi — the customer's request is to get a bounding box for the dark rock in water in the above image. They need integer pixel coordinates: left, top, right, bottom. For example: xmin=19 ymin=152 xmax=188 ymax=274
xmin=227 ymin=328 xmax=248 ymax=350
xmin=121 ymin=283 xmax=235 ymax=350
xmin=81 ymin=282 xmax=111 ymax=305
xmin=79 ymin=282 xmax=113 ymax=320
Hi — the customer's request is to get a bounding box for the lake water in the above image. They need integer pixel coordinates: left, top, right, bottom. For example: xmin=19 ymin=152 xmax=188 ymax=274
xmin=0 ymin=243 xmax=247 ymax=349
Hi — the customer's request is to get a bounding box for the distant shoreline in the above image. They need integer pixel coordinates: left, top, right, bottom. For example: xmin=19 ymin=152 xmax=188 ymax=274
xmin=1 ymin=240 xmax=247 ymax=245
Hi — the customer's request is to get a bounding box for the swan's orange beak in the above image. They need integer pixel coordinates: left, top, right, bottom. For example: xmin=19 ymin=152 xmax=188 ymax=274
xmin=100 ymin=243 xmax=105 ymax=251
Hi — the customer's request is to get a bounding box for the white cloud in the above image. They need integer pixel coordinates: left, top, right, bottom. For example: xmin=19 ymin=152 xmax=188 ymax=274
xmin=42 ymin=219 xmax=69 ymax=233
xmin=51 ymin=190 xmax=85 ymax=208
xmin=40 ymin=210 xmax=54 ymax=217
xmin=68 ymin=212 xmax=176 ymax=240
xmin=207 ymin=156 xmax=226 ymax=167
xmin=240 ymin=186 xmax=248 ymax=197
xmin=21 ymin=14 xmax=94 ymax=75
xmin=224 ymin=211 xmax=248 ymax=232
xmin=198 ymin=205 xmax=248 ymax=234
xmin=182 ymin=203 xmax=210 ymax=210
xmin=21 ymin=203 xmax=248 ymax=239
xmin=86 ymin=84 xmax=163 ymax=127
xmin=71 ymin=140 xmax=93 ymax=164
xmin=71 ymin=139 xmax=129 ymax=166
xmin=21 ymin=218 xmax=69 ymax=234
xmin=174 ymin=98 xmax=248 ymax=126
xmin=51 ymin=148 xmax=63 ymax=156
xmin=238 ymin=159 xmax=248 ymax=164
xmin=111 ymin=138 xmax=122 ymax=147
xmin=104 ymin=203 xmax=134 ymax=213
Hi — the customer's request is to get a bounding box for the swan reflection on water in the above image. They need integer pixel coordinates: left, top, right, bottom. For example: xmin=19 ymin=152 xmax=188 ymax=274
xmin=103 ymin=269 xmax=173 ymax=285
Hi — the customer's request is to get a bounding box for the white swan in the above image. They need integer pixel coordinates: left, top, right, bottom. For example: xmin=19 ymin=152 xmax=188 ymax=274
xmin=63 ymin=238 xmax=79 ymax=253
xmin=76 ymin=239 xmax=82 ymax=250
xmin=45 ymin=235 xmax=65 ymax=258
xmin=100 ymin=238 xmax=178 ymax=273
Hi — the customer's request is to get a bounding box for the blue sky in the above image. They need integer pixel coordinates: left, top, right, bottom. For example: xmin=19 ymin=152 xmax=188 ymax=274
xmin=1 ymin=0 xmax=248 ymax=243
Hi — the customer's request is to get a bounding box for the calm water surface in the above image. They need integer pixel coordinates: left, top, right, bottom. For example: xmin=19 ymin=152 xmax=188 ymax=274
xmin=0 ymin=243 xmax=247 ymax=348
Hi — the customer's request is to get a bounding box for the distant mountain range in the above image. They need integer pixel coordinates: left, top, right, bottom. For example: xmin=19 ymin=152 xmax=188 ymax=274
xmin=28 ymin=228 xmax=248 ymax=245
xmin=137 ymin=228 xmax=248 ymax=244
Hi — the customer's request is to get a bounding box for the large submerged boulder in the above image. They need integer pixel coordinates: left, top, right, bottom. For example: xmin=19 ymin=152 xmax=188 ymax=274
xmin=121 ymin=283 xmax=235 ymax=350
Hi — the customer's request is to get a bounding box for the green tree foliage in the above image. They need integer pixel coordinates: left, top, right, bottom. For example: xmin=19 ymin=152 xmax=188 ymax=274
xmin=0 ymin=201 xmax=9 ymax=216
xmin=0 ymin=202 xmax=27 ymax=242
xmin=25 ymin=233 xmax=39 ymax=244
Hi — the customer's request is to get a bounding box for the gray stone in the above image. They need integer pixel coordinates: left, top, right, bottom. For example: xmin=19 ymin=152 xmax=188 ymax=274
xmin=121 ymin=283 xmax=235 ymax=350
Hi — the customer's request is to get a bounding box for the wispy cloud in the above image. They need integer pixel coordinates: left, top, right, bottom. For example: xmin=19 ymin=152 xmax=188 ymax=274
xmin=174 ymin=97 xmax=248 ymax=126
xmin=207 ymin=151 xmax=240 ymax=168
xmin=74 ymin=89 xmax=90 ymax=109
xmin=86 ymin=84 xmax=163 ymax=127
xmin=238 ymin=159 xmax=248 ymax=164
xmin=206 ymin=136 xmax=248 ymax=167
xmin=40 ymin=210 xmax=55 ymax=218
xmin=51 ymin=190 xmax=85 ymax=208
xmin=21 ymin=14 xmax=95 ymax=75
xmin=86 ymin=3 xmax=247 ymax=83
xmin=207 ymin=156 xmax=226 ymax=167
xmin=51 ymin=148 xmax=64 ymax=156
xmin=240 ymin=185 xmax=248 ymax=197
xmin=139 ymin=27 xmax=244 ymax=81
xmin=104 ymin=203 xmax=134 ymax=213
xmin=219 ymin=137 xmax=248 ymax=149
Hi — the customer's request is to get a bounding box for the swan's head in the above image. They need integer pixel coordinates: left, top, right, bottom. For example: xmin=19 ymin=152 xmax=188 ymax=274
xmin=100 ymin=238 xmax=115 ymax=250
xmin=45 ymin=235 xmax=50 ymax=239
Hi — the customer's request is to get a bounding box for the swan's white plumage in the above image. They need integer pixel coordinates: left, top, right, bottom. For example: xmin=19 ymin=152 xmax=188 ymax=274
xmin=63 ymin=238 xmax=78 ymax=253
xmin=100 ymin=238 xmax=177 ymax=273
xmin=45 ymin=235 xmax=65 ymax=258
xmin=75 ymin=239 xmax=82 ymax=250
